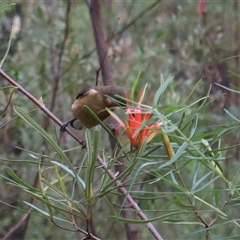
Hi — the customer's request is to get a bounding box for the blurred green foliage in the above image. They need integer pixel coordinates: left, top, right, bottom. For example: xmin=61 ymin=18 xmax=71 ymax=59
xmin=1 ymin=1 xmax=240 ymax=239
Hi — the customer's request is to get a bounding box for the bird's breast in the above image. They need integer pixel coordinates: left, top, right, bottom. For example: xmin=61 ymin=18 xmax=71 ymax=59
xmin=71 ymin=99 xmax=110 ymax=128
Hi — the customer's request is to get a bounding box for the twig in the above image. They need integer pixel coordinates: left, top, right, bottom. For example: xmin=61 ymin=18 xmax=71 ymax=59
xmin=208 ymin=191 xmax=234 ymax=227
xmin=2 ymin=206 xmax=33 ymax=240
xmin=50 ymin=0 xmax=72 ymax=112
xmin=97 ymin=157 xmax=164 ymax=240
xmin=2 ymin=173 xmax=39 ymax=240
xmin=59 ymin=0 xmax=161 ymax=80
xmin=57 ymin=0 xmax=72 ymax=75
xmin=161 ymin=129 xmax=208 ymax=227
xmin=88 ymin=0 xmax=113 ymax=86
xmin=107 ymin=0 xmax=161 ymax=41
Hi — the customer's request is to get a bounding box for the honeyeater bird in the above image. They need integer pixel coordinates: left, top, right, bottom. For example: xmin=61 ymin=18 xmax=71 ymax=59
xmin=60 ymin=85 xmax=126 ymax=131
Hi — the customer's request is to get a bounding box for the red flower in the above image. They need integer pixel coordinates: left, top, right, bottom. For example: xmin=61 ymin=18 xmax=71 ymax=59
xmin=108 ymin=107 xmax=161 ymax=149
xmin=124 ymin=108 xmax=161 ymax=149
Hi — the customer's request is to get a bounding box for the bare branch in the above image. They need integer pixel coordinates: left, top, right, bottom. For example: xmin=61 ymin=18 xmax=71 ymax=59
xmin=2 ymin=207 xmax=33 ymax=240
xmin=87 ymin=0 xmax=114 ymax=86
xmin=0 ymin=69 xmax=84 ymax=146
xmin=50 ymin=0 xmax=72 ymax=112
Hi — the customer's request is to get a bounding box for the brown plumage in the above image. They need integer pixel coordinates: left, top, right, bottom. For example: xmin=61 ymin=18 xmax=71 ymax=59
xmin=60 ymin=86 xmax=126 ymax=131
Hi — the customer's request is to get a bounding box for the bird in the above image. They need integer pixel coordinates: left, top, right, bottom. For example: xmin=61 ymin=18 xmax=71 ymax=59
xmin=60 ymin=85 xmax=126 ymax=131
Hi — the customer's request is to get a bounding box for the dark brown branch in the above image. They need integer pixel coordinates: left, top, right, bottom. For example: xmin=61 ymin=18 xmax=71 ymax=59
xmin=85 ymin=1 xmax=164 ymax=239
xmin=86 ymin=1 xmax=138 ymax=239
xmin=88 ymin=0 xmax=113 ymax=86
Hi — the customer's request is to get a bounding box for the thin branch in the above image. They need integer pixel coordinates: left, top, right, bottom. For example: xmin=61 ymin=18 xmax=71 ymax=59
xmin=58 ymin=0 xmax=72 ymax=73
xmin=50 ymin=0 xmax=72 ymax=112
xmin=2 ymin=173 xmax=39 ymax=240
xmin=97 ymin=157 xmax=164 ymax=240
xmin=161 ymin=129 xmax=209 ymax=227
xmin=86 ymin=1 xmax=138 ymax=239
xmin=2 ymin=206 xmax=33 ymax=240
xmin=107 ymin=0 xmax=161 ymax=42
xmin=0 ymin=68 xmax=164 ymax=240
xmin=0 ymin=69 xmax=84 ymax=146
xmin=59 ymin=0 xmax=161 ymax=82
xmin=87 ymin=0 xmax=113 ymax=86
xmin=86 ymin=2 xmax=165 ymax=239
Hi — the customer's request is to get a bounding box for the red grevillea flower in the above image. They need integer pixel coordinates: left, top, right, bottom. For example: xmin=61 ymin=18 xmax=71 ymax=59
xmin=124 ymin=108 xmax=161 ymax=149
xmin=108 ymin=106 xmax=162 ymax=149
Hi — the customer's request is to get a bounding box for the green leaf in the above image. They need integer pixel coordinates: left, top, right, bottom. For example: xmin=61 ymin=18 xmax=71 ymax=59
xmin=0 ymin=26 xmax=14 ymax=68
xmin=130 ymin=71 xmax=141 ymax=101
xmin=54 ymin=165 xmax=67 ymax=196
xmin=13 ymin=106 xmax=72 ymax=167
xmin=85 ymin=129 xmax=99 ymax=200
xmin=153 ymin=75 xmax=173 ymax=106
xmin=191 ymin=171 xmax=216 ymax=192
xmin=173 ymin=195 xmax=193 ymax=209
xmin=0 ymin=3 xmax=16 ymax=11
xmin=181 ymin=79 xmax=203 ymax=105
xmin=84 ymin=105 xmax=116 ymax=139
xmin=6 ymin=167 xmax=39 ymax=192
xmin=51 ymin=161 xmax=86 ymax=190
xmin=158 ymin=142 xmax=188 ymax=170
xmin=214 ymin=185 xmax=222 ymax=206
xmin=13 ymin=106 xmax=85 ymax=192
xmin=110 ymin=211 xmax=185 ymax=224
xmin=189 ymin=114 xmax=198 ymax=139
xmin=224 ymin=109 xmax=240 ymax=123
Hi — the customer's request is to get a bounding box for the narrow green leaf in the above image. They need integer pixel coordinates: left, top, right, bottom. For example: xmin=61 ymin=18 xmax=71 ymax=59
xmin=215 ymin=82 xmax=240 ymax=94
xmin=13 ymin=106 xmax=75 ymax=170
xmin=130 ymin=71 xmax=141 ymax=101
xmin=173 ymin=195 xmax=193 ymax=209
xmin=191 ymin=171 xmax=214 ymax=192
xmin=153 ymin=75 xmax=173 ymax=106
xmin=0 ymin=3 xmax=16 ymax=11
xmin=0 ymin=27 xmax=14 ymax=68
xmin=228 ymin=70 xmax=240 ymax=79
xmin=214 ymin=185 xmax=222 ymax=206
xmin=110 ymin=211 xmax=184 ymax=224
xmin=201 ymin=138 xmax=223 ymax=174
xmin=189 ymin=114 xmax=198 ymax=139
xmin=6 ymin=167 xmax=39 ymax=192
xmin=85 ymin=129 xmax=99 ymax=200
xmin=23 ymin=201 xmax=50 ymax=217
xmin=84 ymin=105 xmax=116 ymax=139
xmin=181 ymin=79 xmax=203 ymax=105
xmin=51 ymin=161 xmax=86 ymax=189
xmin=194 ymin=176 xmax=219 ymax=193
xmin=158 ymin=142 xmax=188 ymax=170
xmin=54 ymin=165 xmax=67 ymax=196
xmin=224 ymin=109 xmax=240 ymax=123
xmin=41 ymin=179 xmax=87 ymax=216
